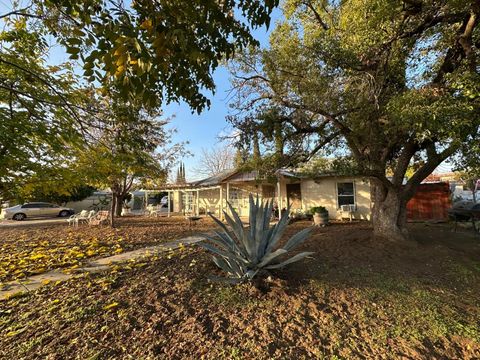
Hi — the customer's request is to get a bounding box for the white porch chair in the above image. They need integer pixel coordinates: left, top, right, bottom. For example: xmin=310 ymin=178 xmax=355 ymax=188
xmin=67 ymin=210 xmax=88 ymax=227
xmin=77 ymin=210 xmax=97 ymax=226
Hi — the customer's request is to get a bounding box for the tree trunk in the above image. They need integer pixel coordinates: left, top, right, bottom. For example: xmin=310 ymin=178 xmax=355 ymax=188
xmin=371 ymin=182 xmax=410 ymax=241
xmin=115 ymin=194 xmax=124 ymax=216
xmin=110 ymin=193 xmax=116 ymax=228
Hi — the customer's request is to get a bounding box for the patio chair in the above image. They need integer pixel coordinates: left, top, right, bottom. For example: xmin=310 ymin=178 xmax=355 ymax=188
xmin=145 ymin=204 xmax=154 ymax=217
xmin=150 ymin=205 xmax=167 ymax=217
xmin=77 ymin=210 xmax=97 ymax=226
xmin=67 ymin=210 xmax=88 ymax=226
xmin=88 ymin=210 xmax=110 ymax=226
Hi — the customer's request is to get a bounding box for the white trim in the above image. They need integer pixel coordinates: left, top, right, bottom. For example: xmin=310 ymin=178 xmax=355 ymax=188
xmin=167 ymin=191 xmax=171 ymax=217
xmin=336 ymin=180 xmax=356 ymax=209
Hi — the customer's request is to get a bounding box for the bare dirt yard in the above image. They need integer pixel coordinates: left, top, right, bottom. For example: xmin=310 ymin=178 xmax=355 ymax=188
xmin=1 ymin=220 xmax=479 ymax=359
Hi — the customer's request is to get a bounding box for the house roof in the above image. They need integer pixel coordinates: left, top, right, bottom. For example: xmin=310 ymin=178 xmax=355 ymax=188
xmin=150 ymin=166 xmax=365 ymax=192
xmin=222 ymin=170 xmax=260 ymax=183
xmin=191 ymin=169 xmax=237 ymax=186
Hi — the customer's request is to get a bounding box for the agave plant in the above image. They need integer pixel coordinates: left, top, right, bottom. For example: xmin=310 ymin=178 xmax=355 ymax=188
xmin=199 ymin=195 xmax=314 ymax=283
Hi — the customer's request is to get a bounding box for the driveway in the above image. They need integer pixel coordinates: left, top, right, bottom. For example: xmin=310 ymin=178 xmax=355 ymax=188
xmin=0 ymin=218 xmax=67 ymax=228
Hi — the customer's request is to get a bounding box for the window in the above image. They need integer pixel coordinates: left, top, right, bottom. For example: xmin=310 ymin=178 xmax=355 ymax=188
xmin=228 ymin=188 xmax=241 ymax=210
xmin=337 ymin=182 xmax=355 ymax=207
xmin=182 ymin=192 xmax=194 ymax=213
xmin=37 ymin=203 xmax=55 ymax=208
xmin=22 ymin=204 xmax=38 ymax=208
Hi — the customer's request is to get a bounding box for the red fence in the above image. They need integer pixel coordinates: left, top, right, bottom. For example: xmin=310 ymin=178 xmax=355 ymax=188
xmin=407 ymin=182 xmax=451 ymax=221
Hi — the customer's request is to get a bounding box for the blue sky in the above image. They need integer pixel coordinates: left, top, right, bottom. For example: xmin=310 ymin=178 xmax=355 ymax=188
xmin=163 ymin=11 xmax=282 ymax=181
xmin=163 ymin=66 xmax=236 ymax=181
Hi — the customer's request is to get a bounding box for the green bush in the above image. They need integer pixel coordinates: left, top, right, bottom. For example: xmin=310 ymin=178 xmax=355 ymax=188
xmin=310 ymin=206 xmax=328 ymax=215
xmin=199 ymin=195 xmax=314 ymax=283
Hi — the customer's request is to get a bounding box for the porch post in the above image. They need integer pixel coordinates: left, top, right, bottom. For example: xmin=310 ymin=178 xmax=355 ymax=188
xmin=196 ymin=189 xmax=200 ymax=216
xmin=219 ymin=185 xmax=223 ymax=220
xmin=277 ymin=177 xmax=282 ymax=216
xmin=167 ymin=191 xmax=171 ymax=217
xmin=226 ymin=182 xmax=230 ymax=216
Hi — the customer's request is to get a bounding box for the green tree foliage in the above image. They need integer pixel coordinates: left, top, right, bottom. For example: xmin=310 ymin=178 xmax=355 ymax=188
xmin=1 ymin=0 xmax=279 ymax=201
xmin=228 ymin=0 xmax=480 ymax=240
xmin=26 ymin=0 xmax=279 ymax=112
xmin=76 ymin=92 xmax=184 ymax=225
xmin=0 ymin=12 xmax=90 ymax=200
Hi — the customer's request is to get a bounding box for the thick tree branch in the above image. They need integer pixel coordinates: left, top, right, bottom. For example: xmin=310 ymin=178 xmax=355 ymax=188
xmin=403 ymin=143 xmax=459 ymax=199
xmin=433 ymin=4 xmax=479 ymax=84
xmin=392 ymin=140 xmax=418 ymax=186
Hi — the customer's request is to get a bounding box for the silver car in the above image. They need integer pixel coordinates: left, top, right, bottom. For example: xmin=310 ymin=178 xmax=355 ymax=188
xmin=2 ymin=202 xmax=74 ymax=221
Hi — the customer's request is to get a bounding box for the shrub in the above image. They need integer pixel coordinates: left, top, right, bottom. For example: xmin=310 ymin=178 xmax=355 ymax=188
xmin=310 ymin=206 xmax=328 ymax=215
xmin=199 ymin=195 xmax=314 ymax=283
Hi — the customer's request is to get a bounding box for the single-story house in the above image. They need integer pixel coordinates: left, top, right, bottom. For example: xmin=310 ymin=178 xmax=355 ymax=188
xmin=147 ymin=169 xmax=373 ymax=220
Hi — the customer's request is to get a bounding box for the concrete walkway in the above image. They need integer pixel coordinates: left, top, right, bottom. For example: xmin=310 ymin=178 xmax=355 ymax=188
xmin=0 ymin=218 xmax=68 ymax=228
xmin=0 ymin=235 xmax=204 ymax=301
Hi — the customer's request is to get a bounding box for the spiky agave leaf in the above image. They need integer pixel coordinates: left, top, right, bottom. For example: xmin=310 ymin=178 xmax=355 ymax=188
xmin=264 ymin=252 xmax=315 ymax=270
xmin=258 ymin=199 xmax=274 ymax=257
xmin=264 ymin=205 xmax=291 ymax=255
xmin=200 ymin=195 xmax=314 ymax=283
xmin=282 ymin=227 xmax=313 ymax=251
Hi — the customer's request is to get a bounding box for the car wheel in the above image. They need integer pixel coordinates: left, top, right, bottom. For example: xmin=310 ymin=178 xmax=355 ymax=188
xmin=59 ymin=210 xmax=70 ymax=217
xmin=13 ymin=213 xmax=26 ymax=221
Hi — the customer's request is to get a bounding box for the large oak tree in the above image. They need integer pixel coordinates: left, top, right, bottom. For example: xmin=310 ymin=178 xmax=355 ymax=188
xmin=228 ymin=0 xmax=480 ymax=241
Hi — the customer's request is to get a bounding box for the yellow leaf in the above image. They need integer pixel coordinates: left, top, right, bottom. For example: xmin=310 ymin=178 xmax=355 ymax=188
xmin=115 ymin=65 xmax=125 ymax=77
xmin=140 ymin=18 xmax=152 ymax=31
xmin=103 ymin=302 xmax=119 ymax=311
xmin=6 ymin=328 xmax=26 ymax=337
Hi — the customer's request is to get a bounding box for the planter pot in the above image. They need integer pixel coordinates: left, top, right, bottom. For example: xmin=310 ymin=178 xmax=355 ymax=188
xmin=313 ymin=212 xmax=329 ymax=226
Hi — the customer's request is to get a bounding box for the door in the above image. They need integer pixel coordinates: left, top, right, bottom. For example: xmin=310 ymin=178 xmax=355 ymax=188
xmin=42 ymin=203 xmax=60 ymax=216
xmin=286 ymin=183 xmax=302 ymax=209
xmin=20 ymin=204 xmax=37 ymax=217
xmin=33 ymin=203 xmax=50 ymax=217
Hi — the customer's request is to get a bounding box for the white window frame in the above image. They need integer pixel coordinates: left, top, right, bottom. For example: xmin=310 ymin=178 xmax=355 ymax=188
xmin=336 ymin=181 xmax=356 ymax=209
xmin=182 ymin=192 xmax=194 ymax=213
xmin=228 ymin=188 xmax=242 ymax=212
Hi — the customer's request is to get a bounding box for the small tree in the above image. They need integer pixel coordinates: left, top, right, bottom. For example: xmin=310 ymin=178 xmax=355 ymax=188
xmin=78 ymin=93 xmax=184 ymax=226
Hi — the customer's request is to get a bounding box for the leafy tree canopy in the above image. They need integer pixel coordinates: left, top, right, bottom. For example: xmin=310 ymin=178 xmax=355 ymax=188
xmin=23 ymin=0 xmax=279 ymax=112
xmin=16 ymin=184 xmax=96 ymax=205
xmin=0 ymin=13 xmax=91 ymax=200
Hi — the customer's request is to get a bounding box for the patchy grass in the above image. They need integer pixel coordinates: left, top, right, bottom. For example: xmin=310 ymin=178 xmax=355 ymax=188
xmin=0 ymin=216 xmax=215 ymax=284
xmin=0 ymin=222 xmax=479 ymax=359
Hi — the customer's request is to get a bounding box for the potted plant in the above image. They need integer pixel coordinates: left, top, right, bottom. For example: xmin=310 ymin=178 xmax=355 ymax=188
xmin=311 ymin=206 xmax=329 ymax=226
